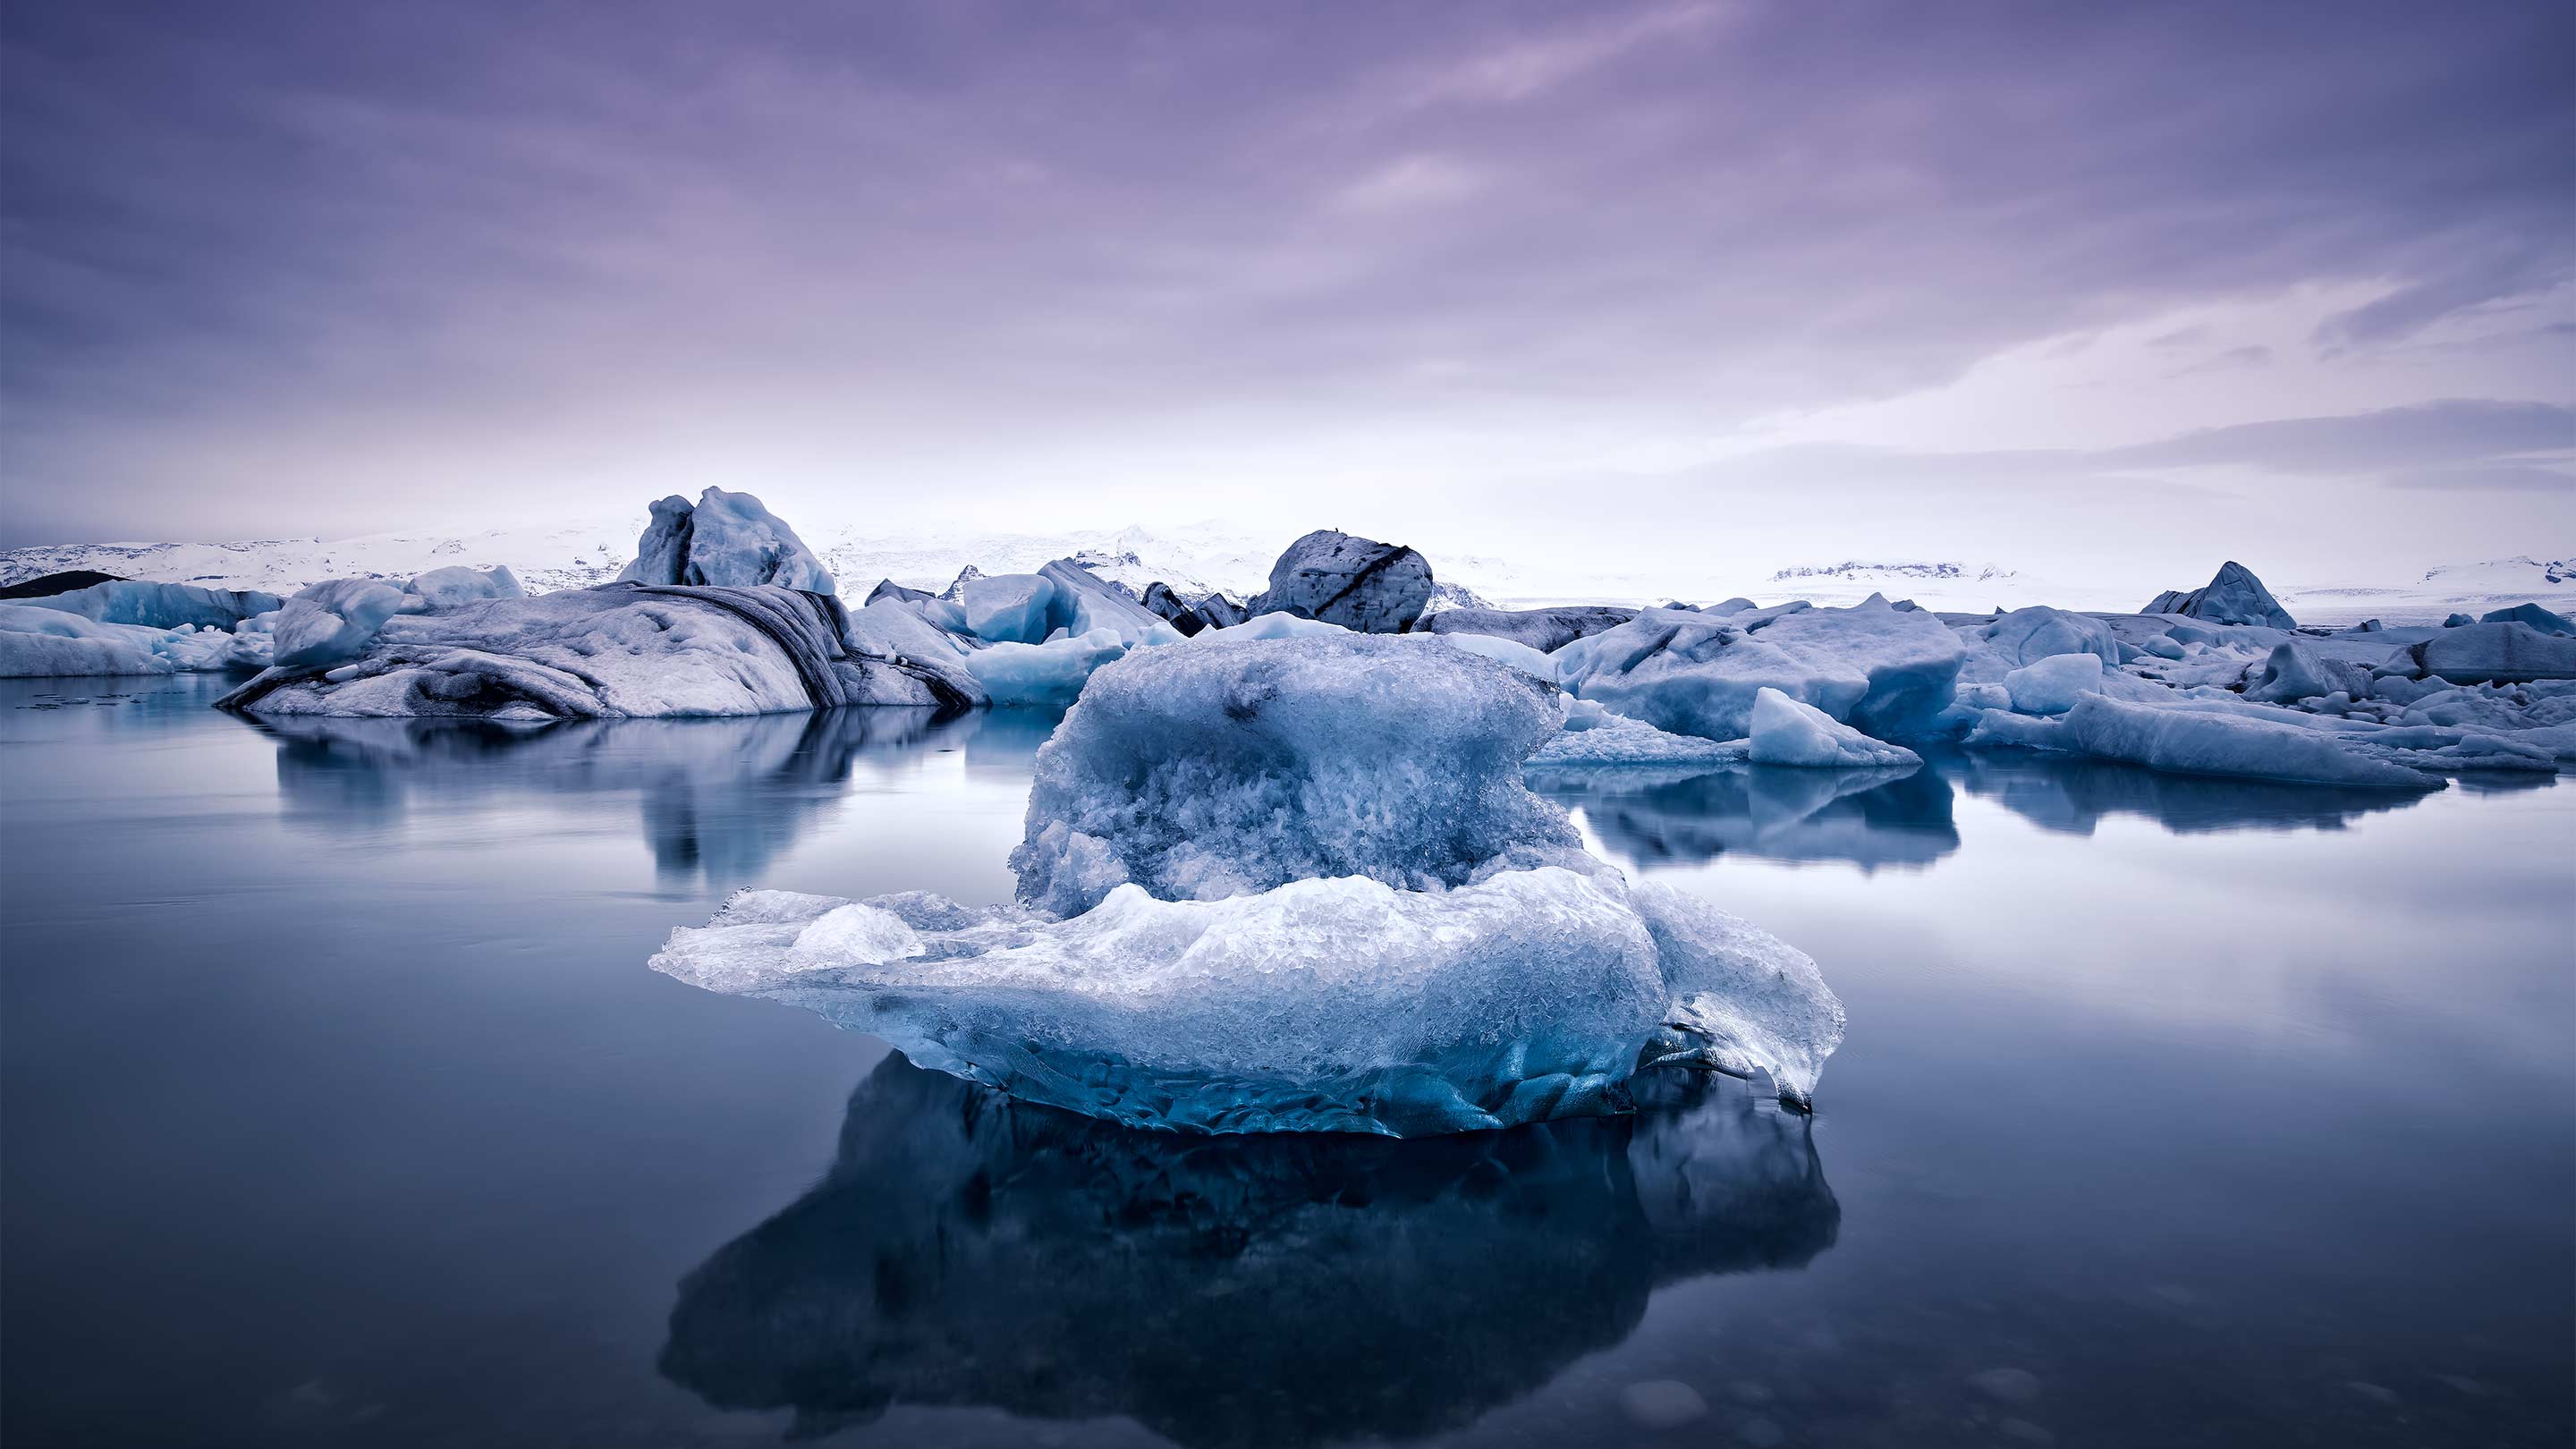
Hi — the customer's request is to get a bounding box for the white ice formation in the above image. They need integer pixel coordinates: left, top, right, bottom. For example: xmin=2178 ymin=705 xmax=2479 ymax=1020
xmin=650 ymin=634 xmax=1845 ymax=1133
xmin=617 ymin=488 xmax=837 ymax=595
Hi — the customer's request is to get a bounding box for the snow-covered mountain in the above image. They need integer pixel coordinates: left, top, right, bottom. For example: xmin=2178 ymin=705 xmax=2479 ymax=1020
xmin=0 ymin=519 xmax=649 ymax=597
xmin=2274 ymin=554 xmax=2576 ymax=627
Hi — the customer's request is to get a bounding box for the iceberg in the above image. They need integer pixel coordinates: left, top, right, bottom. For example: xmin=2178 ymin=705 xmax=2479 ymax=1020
xmin=1527 ymin=697 xmax=1750 ymax=768
xmin=960 ymin=627 xmax=1130 ymax=707
xmin=1747 ymin=687 xmax=1924 ymax=767
xmin=1423 ymin=605 xmax=1637 ymax=652
xmin=0 ymin=589 xmax=276 ymax=676
xmin=956 ymin=562 xmax=1181 ymax=648
xmin=954 ymin=570 xmax=1059 ymax=643
xmin=222 ymin=583 xmax=978 ymax=717
xmin=2400 ymin=621 xmax=2576 ymax=684
xmin=269 ymin=579 xmax=412 ymax=669
xmin=1246 ymin=529 xmax=1435 ymax=634
xmin=617 ymin=487 xmax=836 ymax=595
xmin=860 ymin=578 xmax=970 ymax=635
xmin=12 ymin=578 xmax=282 ymax=630
xmin=1964 ymin=694 xmax=2439 ymax=789
xmin=654 ymin=864 xmax=1838 ymax=1132
xmin=650 ymin=631 xmax=1844 ymax=1130
xmin=2479 ymin=602 xmax=2575 ymax=636
xmin=2142 ymin=561 xmax=2296 ymax=629
xmin=1555 ymin=597 xmax=1964 ymax=743
xmin=1964 ymin=605 xmax=2123 ymax=673
xmin=0 ymin=606 xmax=179 ymax=676
xmin=1010 ymin=635 xmax=1582 ymax=915
xmin=1038 ymin=559 xmax=1182 ymax=645
xmin=403 ymin=564 xmax=522 ymax=611
xmin=2242 ymin=640 xmax=2371 ymax=705
xmin=1422 ymin=627 xmax=1557 ymax=680
xmin=2003 ymin=652 xmax=2108 ymax=715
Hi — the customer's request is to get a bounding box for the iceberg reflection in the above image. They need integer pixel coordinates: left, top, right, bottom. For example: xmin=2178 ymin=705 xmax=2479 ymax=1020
xmin=243 ymin=708 xmax=976 ymax=883
xmin=1539 ymin=762 xmax=1960 ymax=871
xmin=1952 ymin=749 xmax=2450 ymax=835
xmin=659 ymin=1057 xmax=1837 ymax=1448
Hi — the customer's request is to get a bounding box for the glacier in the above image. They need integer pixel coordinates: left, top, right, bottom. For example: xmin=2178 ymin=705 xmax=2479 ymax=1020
xmin=650 ymin=632 xmax=1845 ymax=1131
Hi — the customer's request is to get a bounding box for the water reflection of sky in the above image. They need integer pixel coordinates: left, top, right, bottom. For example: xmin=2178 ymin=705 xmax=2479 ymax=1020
xmin=3 ymin=674 xmax=2568 ymax=1449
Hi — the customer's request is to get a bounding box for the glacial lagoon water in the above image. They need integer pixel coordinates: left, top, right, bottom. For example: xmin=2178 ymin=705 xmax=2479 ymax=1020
xmin=2 ymin=673 xmax=2570 ymax=1449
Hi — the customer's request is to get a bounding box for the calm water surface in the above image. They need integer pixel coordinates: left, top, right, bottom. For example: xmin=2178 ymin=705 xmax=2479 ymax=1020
xmin=4 ymin=674 xmax=2570 ymax=1448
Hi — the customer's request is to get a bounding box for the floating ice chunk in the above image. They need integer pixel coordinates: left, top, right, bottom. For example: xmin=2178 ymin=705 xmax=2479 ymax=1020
xmin=1202 ymin=610 xmax=1353 ymax=641
xmin=650 ymin=865 xmax=1843 ymax=1132
xmin=1011 ymin=634 xmax=1582 ymax=915
xmin=1422 ymin=606 xmax=1636 ymax=652
xmin=405 ymin=564 xmax=522 ymax=611
xmin=2003 ymin=653 xmax=2106 ymax=715
xmin=955 ymin=563 xmax=1180 ymax=648
xmin=1556 ymin=597 xmax=1962 ymax=743
xmin=2242 ymin=640 xmax=2371 ymax=705
xmin=223 ymin=584 xmax=955 ymax=717
xmin=1747 ymin=687 xmax=1924 ymax=768
xmin=13 ymin=579 xmax=283 ymax=630
xmin=1247 ymin=530 xmax=1435 ymax=634
xmin=2142 ymin=561 xmax=2296 ymax=629
xmin=862 ymin=579 xmax=970 ymax=635
xmin=961 ymin=628 xmax=1131 ymax=707
xmin=269 ymin=579 xmax=412 ymax=669
xmin=2479 ymin=603 xmax=2574 ymax=636
xmin=1631 ymin=879 xmax=1845 ymax=1106
xmin=838 ymin=597 xmax=987 ymax=708
xmin=1038 ymin=560 xmax=1182 ymax=646
xmin=618 ymin=487 xmax=836 ymax=594
xmin=2444 ymin=612 xmax=2477 ymax=628
xmin=2401 ymin=622 xmax=2576 ymax=684
xmin=792 ymin=903 xmax=926 ymax=968
xmin=2139 ymin=634 xmax=2187 ymax=660
xmin=1422 ymin=628 xmax=1557 ymax=680
xmin=0 ymin=606 xmax=177 ymax=675
xmin=1969 ymin=606 xmax=2123 ymax=672
xmin=1528 ymin=697 xmax=1750 ymax=768
xmin=1965 ymin=694 xmax=2436 ymax=789
xmin=956 ymin=572 xmax=1059 ymax=643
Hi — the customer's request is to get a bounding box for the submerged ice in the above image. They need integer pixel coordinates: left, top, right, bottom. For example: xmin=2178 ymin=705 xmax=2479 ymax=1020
xmin=651 ymin=634 xmax=1844 ymax=1133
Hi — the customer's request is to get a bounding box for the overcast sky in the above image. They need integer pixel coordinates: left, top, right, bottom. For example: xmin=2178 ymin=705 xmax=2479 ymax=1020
xmin=4 ymin=0 xmax=2570 ymax=588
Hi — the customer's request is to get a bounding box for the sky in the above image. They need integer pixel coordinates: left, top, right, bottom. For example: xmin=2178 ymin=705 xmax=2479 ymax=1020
xmin=3 ymin=0 xmax=2571 ymax=590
